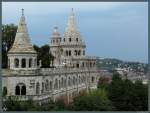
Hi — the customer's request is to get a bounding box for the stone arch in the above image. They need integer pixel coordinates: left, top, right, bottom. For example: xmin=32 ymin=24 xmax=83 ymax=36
xmin=45 ymin=80 xmax=49 ymax=91
xmin=15 ymin=85 xmax=20 ymax=95
xmin=14 ymin=58 xmax=19 ymax=68
xmin=82 ymin=62 xmax=84 ymax=67
xmin=36 ymin=82 xmax=40 ymax=95
xmin=49 ymin=81 xmax=52 ymax=90
xmin=76 ymin=38 xmax=78 ymax=42
xmin=41 ymin=82 xmax=44 ymax=93
xmin=61 ymin=77 xmax=64 ymax=88
xmin=29 ymin=58 xmax=32 ymax=68
xmin=69 ymin=50 xmax=71 ymax=56
xmin=66 ymin=50 xmax=68 ymax=56
xmin=21 ymin=58 xmax=26 ymax=68
xmin=78 ymin=50 xmax=81 ymax=56
xmin=76 ymin=63 xmax=79 ymax=68
xmin=59 ymin=79 xmax=61 ymax=89
xmin=2 ymin=86 xmax=7 ymax=97
xmin=92 ymin=76 xmax=95 ymax=83
xmin=54 ymin=78 xmax=58 ymax=89
xmin=69 ymin=37 xmax=71 ymax=42
xmin=64 ymin=78 xmax=66 ymax=87
xmin=21 ymin=86 xmax=26 ymax=95
xmin=79 ymin=76 xmax=82 ymax=84
xmin=74 ymin=50 xmax=77 ymax=56
xmin=15 ymin=83 xmax=26 ymax=95
xmin=68 ymin=76 xmax=71 ymax=86
xmin=83 ymin=50 xmax=85 ymax=55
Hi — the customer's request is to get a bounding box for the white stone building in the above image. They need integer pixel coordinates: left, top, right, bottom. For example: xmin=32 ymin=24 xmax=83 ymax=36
xmin=2 ymin=9 xmax=99 ymax=103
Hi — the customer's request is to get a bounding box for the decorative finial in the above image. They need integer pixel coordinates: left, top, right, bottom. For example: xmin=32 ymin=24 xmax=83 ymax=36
xmin=54 ymin=26 xmax=58 ymax=33
xmin=71 ymin=8 xmax=74 ymax=16
xmin=21 ymin=8 xmax=24 ymax=16
xmin=54 ymin=26 xmax=58 ymax=30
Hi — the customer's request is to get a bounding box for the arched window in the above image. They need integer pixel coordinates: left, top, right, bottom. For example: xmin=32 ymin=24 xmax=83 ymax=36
xmin=42 ymin=82 xmax=44 ymax=93
xmin=73 ymin=76 xmax=76 ymax=85
xmin=90 ymin=62 xmax=92 ymax=67
xmin=76 ymin=38 xmax=78 ymax=42
xmin=82 ymin=62 xmax=84 ymax=67
xmin=54 ymin=79 xmax=58 ymax=89
xmin=49 ymin=81 xmax=52 ymax=90
xmin=66 ymin=50 xmax=68 ymax=56
xmin=68 ymin=77 xmax=71 ymax=86
xmin=74 ymin=50 xmax=77 ymax=56
xmin=45 ymin=80 xmax=49 ymax=91
xmin=78 ymin=50 xmax=81 ymax=56
xmin=76 ymin=63 xmax=79 ymax=68
xmin=92 ymin=76 xmax=95 ymax=83
xmin=15 ymin=83 xmax=26 ymax=95
xmin=61 ymin=77 xmax=63 ymax=88
xmin=36 ymin=82 xmax=40 ymax=95
xmin=2 ymin=87 xmax=7 ymax=97
xmin=29 ymin=58 xmax=32 ymax=68
xmin=21 ymin=59 xmax=26 ymax=68
xmin=69 ymin=38 xmax=71 ymax=42
xmin=83 ymin=50 xmax=85 ymax=55
xmin=15 ymin=85 xmax=20 ymax=95
xmin=59 ymin=80 xmax=61 ymax=89
xmin=21 ymin=86 xmax=26 ymax=95
xmin=69 ymin=50 xmax=71 ymax=56
xmin=14 ymin=58 xmax=19 ymax=68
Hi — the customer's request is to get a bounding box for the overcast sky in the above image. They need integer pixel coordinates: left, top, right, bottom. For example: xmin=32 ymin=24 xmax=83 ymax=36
xmin=2 ymin=2 xmax=148 ymax=63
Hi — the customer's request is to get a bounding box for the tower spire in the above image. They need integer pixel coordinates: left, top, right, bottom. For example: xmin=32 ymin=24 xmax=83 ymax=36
xmin=22 ymin=8 xmax=24 ymax=16
xmin=65 ymin=8 xmax=77 ymax=32
xmin=8 ymin=9 xmax=36 ymax=54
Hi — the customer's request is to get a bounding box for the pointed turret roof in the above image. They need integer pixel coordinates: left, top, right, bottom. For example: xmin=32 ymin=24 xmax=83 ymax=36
xmin=65 ymin=8 xmax=78 ymax=32
xmin=8 ymin=9 xmax=36 ymax=54
xmin=52 ymin=26 xmax=61 ymax=38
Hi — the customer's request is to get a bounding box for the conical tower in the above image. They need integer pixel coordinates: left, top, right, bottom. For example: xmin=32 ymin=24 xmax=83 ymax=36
xmin=50 ymin=26 xmax=62 ymax=67
xmin=7 ymin=9 xmax=37 ymax=70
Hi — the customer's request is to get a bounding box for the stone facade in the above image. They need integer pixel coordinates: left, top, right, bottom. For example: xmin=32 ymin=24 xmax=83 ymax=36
xmin=2 ymin=9 xmax=99 ymax=103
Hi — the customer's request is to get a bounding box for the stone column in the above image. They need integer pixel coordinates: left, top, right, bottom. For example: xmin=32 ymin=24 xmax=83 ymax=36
xmin=26 ymin=58 xmax=29 ymax=68
xmin=19 ymin=58 xmax=22 ymax=68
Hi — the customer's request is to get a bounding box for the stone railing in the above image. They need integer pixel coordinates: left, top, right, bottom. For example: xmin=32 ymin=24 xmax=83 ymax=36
xmin=2 ymin=69 xmax=40 ymax=76
xmin=40 ymin=67 xmax=97 ymax=75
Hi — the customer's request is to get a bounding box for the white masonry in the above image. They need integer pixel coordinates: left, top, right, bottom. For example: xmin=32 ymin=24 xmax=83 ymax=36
xmin=2 ymin=8 xmax=99 ymax=103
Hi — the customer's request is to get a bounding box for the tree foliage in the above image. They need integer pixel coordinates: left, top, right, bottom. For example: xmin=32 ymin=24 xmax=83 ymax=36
xmin=33 ymin=44 xmax=54 ymax=68
xmin=2 ymin=24 xmax=17 ymax=68
xmin=107 ymin=72 xmax=148 ymax=111
xmin=71 ymin=89 xmax=113 ymax=111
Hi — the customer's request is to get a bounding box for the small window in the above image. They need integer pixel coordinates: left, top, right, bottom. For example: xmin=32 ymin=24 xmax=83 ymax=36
xmin=64 ymin=38 xmax=65 ymax=42
xmin=83 ymin=50 xmax=85 ymax=55
xmin=76 ymin=38 xmax=78 ymax=42
xmin=69 ymin=38 xmax=71 ymax=42
xmin=69 ymin=50 xmax=71 ymax=56
xmin=76 ymin=64 xmax=79 ymax=68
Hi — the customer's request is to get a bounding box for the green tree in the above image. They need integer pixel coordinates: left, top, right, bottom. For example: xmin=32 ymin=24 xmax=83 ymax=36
xmin=33 ymin=44 xmax=54 ymax=68
xmin=107 ymin=73 xmax=148 ymax=111
xmin=97 ymin=76 xmax=110 ymax=89
xmin=72 ymin=89 xmax=113 ymax=111
xmin=2 ymin=24 xmax=17 ymax=68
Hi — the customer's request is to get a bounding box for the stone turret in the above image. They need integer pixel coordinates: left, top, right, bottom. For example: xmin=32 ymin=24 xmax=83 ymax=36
xmin=7 ymin=9 xmax=37 ymax=70
xmin=50 ymin=26 xmax=62 ymax=67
